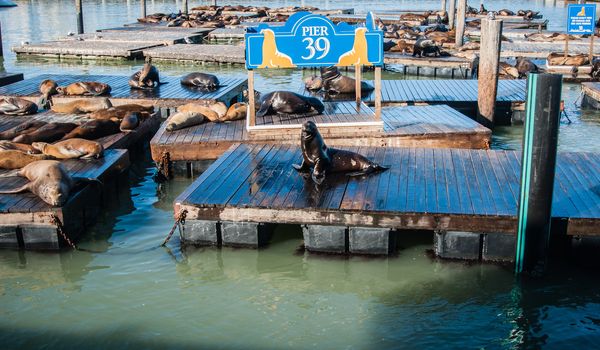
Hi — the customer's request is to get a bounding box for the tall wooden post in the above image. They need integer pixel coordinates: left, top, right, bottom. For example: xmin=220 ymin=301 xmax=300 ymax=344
xmin=455 ymin=0 xmax=466 ymax=47
xmin=590 ymin=30 xmax=595 ymax=63
xmin=448 ymin=0 xmax=456 ymax=29
xmin=183 ymin=0 xmax=188 ymax=15
xmin=213 ymin=0 xmax=218 ymax=6
xmin=477 ymin=18 xmax=503 ymax=127
xmin=75 ymin=0 xmax=84 ymax=34
xmin=0 ymin=21 xmax=3 ymax=57
xmin=247 ymin=70 xmax=256 ymax=128
xmin=374 ymin=67 xmax=382 ymax=120
xmin=141 ymin=0 xmax=147 ymax=18
xmin=355 ymin=65 xmax=362 ymax=109
xmin=441 ymin=0 xmax=447 ymax=11
xmin=515 ymin=74 xmax=562 ymax=275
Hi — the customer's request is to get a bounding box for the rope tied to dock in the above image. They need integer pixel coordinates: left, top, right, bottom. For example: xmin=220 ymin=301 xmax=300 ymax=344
xmin=50 ymin=214 xmax=78 ymax=250
xmin=154 ymin=151 xmax=173 ymax=183
xmin=161 ymin=209 xmax=187 ymax=247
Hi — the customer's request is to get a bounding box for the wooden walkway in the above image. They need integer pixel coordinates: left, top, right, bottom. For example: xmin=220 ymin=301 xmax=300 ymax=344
xmin=0 ymin=149 xmax=130 ymax=249
xmin=0 ymin=72 xmax=23 ymax=87
xmin=0 ymin=74 xmax=246 ymax=108
xmin=143 ymin=44 xmax=245 ymax=64
xmin=175 ymin=144 xmax=600 ymax=237
xmin=150 ymin=104 xmax=491 ymax=161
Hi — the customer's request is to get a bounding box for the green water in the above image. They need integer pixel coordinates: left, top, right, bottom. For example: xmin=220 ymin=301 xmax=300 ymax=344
xmin=1 ymin=1 xmax=600 ymax=349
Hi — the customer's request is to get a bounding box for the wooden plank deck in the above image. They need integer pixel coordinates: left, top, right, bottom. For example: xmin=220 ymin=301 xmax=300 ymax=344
xmin=12 ymin=41 xmax=159 ymax=59
xmin=0 ymin=74 xmax=247 ymax=108
xmin=143 ymin=44 xmax=246 ymax=64
xmin=0 ymin=149 xmax=130 ymax=249
xmin=581 ymin=82 xmax=600 ymax=108
xmin=0 ymin=72 xmax=24 ymax=87
xmin=56 ymin=31 xmax=205 ymax=45
xmin=501 ymin=41 xmax=600 ymax=58
xmin=98 ymin=26 xmax=212 ymax=35
xmin=150 ymin=104 xmax=491 ymax=161
xmin=206 ymin=28 xmax=245 ymax=41
xmin=175 ymin=144 xmax=600 ymax=237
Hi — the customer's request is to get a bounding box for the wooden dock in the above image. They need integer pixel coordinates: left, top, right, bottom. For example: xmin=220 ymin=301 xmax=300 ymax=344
xmin=174 ymin=144 xmax=600 ymax=242
xmin=143 ymin=44 xmax=245 ymax=64
xmin=13 ymin=41 xmax=159 ymax=60
xmin=385 ymin=54 xmax=476 ymax=78
xmin=206 ymin=28 xmax=245 ymax=42
xmin=0 ymin=72 xmax=23 ymax=87
xmin=57 ymin=31 xmax=205 ymax=45
xmin=500 ymin=41 xmax=600 ymax=58
xmin=0 ymin=74 xmax=247 ymax=108
xmin=150 ymin=104 xmax=491 ymax=162
xmin=581 ymin=82 xmax=600 ymax=109
xmin=98 ymin=26 xmax=212 ymax=35
xmin=0 ymin=149 xmax=130 ymax=250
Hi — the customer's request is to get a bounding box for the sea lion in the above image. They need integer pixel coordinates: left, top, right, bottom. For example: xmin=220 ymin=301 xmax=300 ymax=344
xmin=498 ymin=9 xmax=515 ymax=16
xmin=129 ymin=57 xmax=164 ymax=90
xmin=413 ymin=38 xmax=441 ymax=57
xmin=38 ymin=79 xmax=58 ymax=109
xmin=0 ymin=160 xmax=76 ymax=206
xmin=51 ymin=98 xmax=112 ymax=114
xmin=0 ymin=97 xmax=38 ymax=115
xmin=499 ymin=62 xmax=520 ymax=79
xmin=87 ymin=104 xmax=153 ymax=121
xmin=0 ymin=150 xmax=51 ymax=169
xmin=165 ymin=111 xmax=206 ymax=131
xmin=0 ymin=121 xmax=46 ymax=140
xmin=119 ymin=113 xmax=140 ymax=132
xmin=221 ymin=102 xmax=247 ymax=122
xmin=31 ymin=139 xmax=104 ymax=159
xmin=389 ymin=40 xmax=413 ymax=54
xmin=293 ymin=121 xmax=388 ymax=184
xmin=256 ymin=91 xmax=324 ymax=117
xmin=61 ymin=120 xmax=120 ymax=141
xmin=304 ymin=76 xmax=323 ymax=91
xmin=177 ymin=103 xmax=220 ymax=122
xmin=320 ymin=66 xmax=374 ymax=95
xmin=180 ymin=72 xmax=220 ymax=90
xmin=13 ymin=123 xmax=78 ymax=144
xmin=0 ymin=141 xmax=38 ymax=153
xmin=547 ymin=53 xmax=589 ymax=66
xmin=57 ymin=82 xmax=112 ymax=96
xmin=515 ymin=57 xmax=538 ymax=78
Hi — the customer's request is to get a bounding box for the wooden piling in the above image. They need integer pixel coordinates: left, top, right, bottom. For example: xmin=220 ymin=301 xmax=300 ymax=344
xmin=247 ymin=70 xmax=256 ymax=128
xmin=448 ymin=0 xmax=456 ymax=29
xmin=0 ymin=21 xmax=3 ymax=57
xmin=141 ymin=0 xmax=146 ymax=18
xmin=75 ymin=0 xmax=84 ymax=34
xmin=355 ymin=64 xmax=362 ymax=108
xmin=477 ymin=18 xmax=503 ymax=127
xmin=515 ymin=74 xmax=562 ymax=275
xmin=441 ymin=0 xmax=447 ymax=11
xmin=183 ymin=0 xmax=188 ymax=15
xmin=455 ymin=0 xmax=466 ymax=47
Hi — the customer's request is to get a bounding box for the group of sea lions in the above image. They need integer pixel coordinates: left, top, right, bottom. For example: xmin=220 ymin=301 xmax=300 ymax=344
xmin=304 ymin=66 xmax=374 ymax=96
xmin=38 ymin=79 xmax=111 ymax=109
xmin=499 ymin=58 xmax=539 ymax=79
xmin=138 ymin=10 xmax=243 ymax=28
xmin=467 ymin=5 xmax=539 ymax=20
xmin=165 ymin=100 xmax=247 ymax=131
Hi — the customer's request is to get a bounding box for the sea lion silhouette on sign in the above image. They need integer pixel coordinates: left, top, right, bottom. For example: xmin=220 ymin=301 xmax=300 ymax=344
xmin=258 ymin=29 xmax=296 ymax=68
xmin=337 ymin=27 xmax=372 ymax=66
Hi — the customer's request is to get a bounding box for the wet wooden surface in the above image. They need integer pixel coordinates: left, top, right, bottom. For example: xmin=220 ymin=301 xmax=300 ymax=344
xmin=143 ymin=44 xmax=246 ymax=64
xmin=0 ymin=72 xmax=24 ymax=87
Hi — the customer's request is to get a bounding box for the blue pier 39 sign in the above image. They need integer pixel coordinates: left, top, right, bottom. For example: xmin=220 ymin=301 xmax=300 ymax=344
xmin=244 ymin=12 xmax=384 ymax=69
xmin=567 ymin=4 xmax=596 ymax=34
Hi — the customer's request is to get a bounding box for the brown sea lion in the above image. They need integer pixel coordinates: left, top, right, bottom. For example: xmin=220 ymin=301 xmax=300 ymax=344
xmin=413 ymin=38 xmax=441 ymax=57
xmin=57 ymin=82 xmax=112 ymax=96
xmin=304 ymin=76 xmax=323 ymax=91
xmin=547 ymin=53 xmax=589 ymax=66
xmin=87 ymin=104 xmax=153 ymax=121
xmin=61 ymin=120 xmax=120 ymax=141
xmin=221 ymin=103 xmax=247 ymax=122
xmin=293 ymin=121 xmax=388 ymax=184
xmin=208 ymin=102 xmax=227 ymax=120
xmin=177 ymin=103 xmax=219 ymax=122
xmin=13 ymin=123 xmax=78 ymax=144
xmin=165 ymin=111 xmax=205 ymax=131
xmin=515 ymin=57 xmax=538 ymax=78
xmin=0 ymin=97 xmax=38 ymax=115
xmin=51 ymin=98 xmax=112 ymax=114
xmin=0 ymin=141 xmax=38 ymax=153
xmin=31 ymin=139 xmax=104 ymax=159
xmin=498 ymin=9 xmax=515 ymax=16
xmin=320 ymin=67 xmax=374 ymax=95
xmin=0 ymin=121 xmax=46 ymax=140
xmin=257 ymin=91 xmax=324 ymax=117
xmin=119 ymin=113 xmax=140 ymax=132
xmin=180 ymin=72 xmax=220 ymax=90
xmin=0 ymin=150 xmax=51 ymax=169
xmin=389 ymin=40 xmax=413 ymax=54
xmin=129 ymin=57 xmax=164 ymax=90
xmin=38 ymin=79 xmax=58 ymax=109
xmin=499 ymin=62 xmax=520 ymax=79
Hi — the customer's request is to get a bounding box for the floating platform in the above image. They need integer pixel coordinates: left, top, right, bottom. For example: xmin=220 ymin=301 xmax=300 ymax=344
xmin=98 ymin=26 xmax=212 ymax=35
xmin=174 ymin=144 xmax=600 ymax=253
xmin=57 ymin=31 xmax=205 ymax=45
xmin=581 ymin=82 xmax=600 ymax=109
xmin=500 ymin=41 xmax=600 ymax=58
xmin=0 ymin=74 xmax=247 ymax=109
xmin=329 ymin=14 xmax=423 ymax=26
xmin=0 ymin=72 xmax=23 ymax=87
xmin=385 ymin=54 xmax=476 ymax=78
xmin=150 ymin=104 xmax=491 ymax=163
xmin=206 ymin=28 xmax=245 ymax=42
xmin=13 ymin=41 xmax=161 ymax=60
xmin=0 ymin=149 xmax=130 ymax=250
xmin=143 ymin=44 xmax=245 ymax=64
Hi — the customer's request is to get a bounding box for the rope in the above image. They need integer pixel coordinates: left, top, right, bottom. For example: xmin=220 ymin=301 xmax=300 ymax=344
xmin=50 ymin=214 xmax=77 ymax=250
xmin=161 ymin=209 xmax=188 ymax=247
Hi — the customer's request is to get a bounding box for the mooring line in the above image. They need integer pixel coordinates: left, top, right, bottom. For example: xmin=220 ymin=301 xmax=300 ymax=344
xmin=161 ymin=209 xmax=188 ymax=246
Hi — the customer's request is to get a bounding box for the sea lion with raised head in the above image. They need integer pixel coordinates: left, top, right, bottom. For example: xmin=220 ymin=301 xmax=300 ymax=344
xmin=12 ymin=123 xmax=78 ymax=144
xmin=61 ymin=119 xmax=120 ymax=141
xmin=57 ymin=82 xmax=112 ymax=96
xmin=256 ymin=91 xmax=324 ymax=117
xmin=165 ymin=111 xmax=206 ymax=131
xmin=0 ymin=97 xmax=38 ymax=115
xmin=293 ymin=121 xmax=388 ymax=184
xmin=180 ymin=72 xmax=220 ymax=90
xmin=32 ymin=138 xmax=104 ymax=159
xmin=129 ymin=57 xmax=165 ymax=90
xmin=320 ymin=66 xmax=374 ymax=95
xmin=0 ymin=150 xmax=51 ymax=169
xmin=0 ymin=121 xmax=46 ymax=140
xmin=221 ymin=102 xmax=247 ymax=122
xmin=119 ymin=113 xmax=140 ymax=132
xmin=38 ymin=79 xmax=59 ymax=109
xmin=51 ymin=98 xmax=112 ymax=114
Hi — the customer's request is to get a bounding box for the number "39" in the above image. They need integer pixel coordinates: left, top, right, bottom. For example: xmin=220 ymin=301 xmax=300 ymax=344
xmin=301 ymin=37 xmax=330 ymax=60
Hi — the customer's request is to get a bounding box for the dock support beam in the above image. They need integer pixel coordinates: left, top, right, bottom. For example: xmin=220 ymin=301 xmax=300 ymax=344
xmin=477 ymin=18 xmax=502 ymax=127
xmin=455 ymin=0 xmax=466 ymax=47
xmin=515 ymin=73 xmax=562 ymax=275
xmin=75 ymin=0 xmax=84 ymax=34
xmin=448 ymin=0 xmax=456 ymax=29
xmin=140 ymin=0 xmax=146 ymax=18
xmin=303 ymin=225 xmax=396 ymax=255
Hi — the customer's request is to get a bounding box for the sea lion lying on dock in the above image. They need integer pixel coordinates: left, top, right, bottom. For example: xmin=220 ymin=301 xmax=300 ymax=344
xmin=221 ymin=103 xmax=247 ymax=122
xmin=499 ymin=62 xmax=520 ymax=79
xmin=57 ymin=82 xmax=112 ymax=96
xmin=320 ymin=66 xmax=374 ymax=95
xmin=257 ymin=91 xmax=324 ymax=117
xmin=165 ymin=111 xmax=205 ymax=132
xmin=51 ymin=98 xmax=112 ymax=114
xmin=0 ymin=141 xmax=38 ymax=153
xmin=497 ymin=9 xmax=515 ymax=16
xmin=293 ymin=121 xmax=388 ymax=185
xmin=0 ymin=97 xmax=38 ymax=115
xmin=388 ymin=40 xmax=413 ymax=54
xmin=413 ymin=38 xmax=441 ymax=57
xmin=61 ymin=119 xmax=120 ymax=141
xmin=177 ymin=102 xmax=226 ymax=122
xmin=547 ymin=53 xmax=589 ymax=66
xmin=119 ymin=113 xmax=140 ymax=132
xmin=180 ymin=72 xmax=220 ymax=90
xmin=129 ymin=57 xmax=164 ymax=90
xmin=87 ymin=104 xmax=153 ymax=121
xmin=38 ymin=79 xmax=59 ymax=109
xmin=517 ymin=10 xmax=539 ymax=19
xmin=525 ymin=33 xmax=580 ymax=42
xmin=13 ymin=123 xmax=78 ymax=144
xmin=0 ymin=150 xmax=51 ymax=169
xmin=32 ymin=139 xmax=104 ymax=159
xmin=0 ymin=121 xmax=46 ymax=140
xmin=399 ymin=13 xmax=428 ymax=24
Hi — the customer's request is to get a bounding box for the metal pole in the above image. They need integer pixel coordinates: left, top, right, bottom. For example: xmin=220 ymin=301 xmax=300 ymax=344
xmin=141 ymin=0 xmax=147 ymax=18
xmin=515 ymin=73 xmax=562 ymax=275
xmin=75 ymin=0 xmax=84 ymax=34
xmin=448 ymin=0 xmax=456 ymax=29
xmin=455 ymin=0 xmax=466 ymax=47
xmin=477 ymin=18 xmax=503 ymax=127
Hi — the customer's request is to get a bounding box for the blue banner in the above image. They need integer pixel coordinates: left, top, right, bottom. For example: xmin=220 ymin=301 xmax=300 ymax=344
xmin=245 ymin=12 xmax=384 ymax=69
xmin=567 ymin=4 xmax=596 ymax=34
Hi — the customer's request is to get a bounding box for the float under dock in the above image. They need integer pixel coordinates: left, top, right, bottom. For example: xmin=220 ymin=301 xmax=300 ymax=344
xmin=0 ymin=72 xmax=24 ymax=87
xmin=175 ymin=144 xmax=600 ymax=242
xmin=384 ymin=54 xmax=476 ymax=78
xmin=150 ymin=104 xmax=491 ymax=162
xmin=0 ymin=149 xmax=130 ymax=250
xmin=143 ymin=44 xmax=245 ymax=64
xmin=0 ymin=74 xmax=246 ymax=108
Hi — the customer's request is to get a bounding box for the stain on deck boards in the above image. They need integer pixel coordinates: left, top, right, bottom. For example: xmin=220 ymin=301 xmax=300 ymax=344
xmin=175 ymin=144 xmax=600 ymax=237
xmin=0 ymin=74 xmax=247 ymax=108
xmin=150 ymin=104 xmax=491 ymax=162
xmin=143 ymin=44 xmax=246 ymax=64
xmin=0 ymin=149 xmax=130 ymax=249
xmin=0 ymin=72 xmax=24 ymax=87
